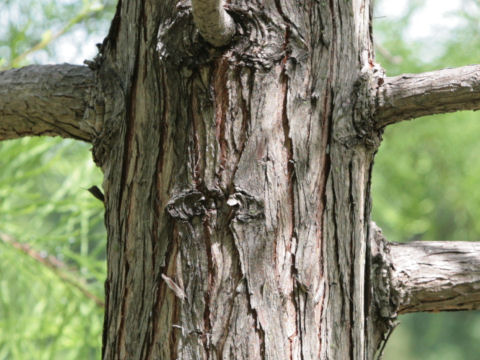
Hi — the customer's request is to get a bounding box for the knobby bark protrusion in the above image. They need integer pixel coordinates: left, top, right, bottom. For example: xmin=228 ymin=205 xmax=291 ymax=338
xmin=191 ymin=0 xmax=235 ymax=47
xmin=0 ymin=64 xmax=95 ymax=141
xmin=370 ymin=222 xmax=480 ymax=318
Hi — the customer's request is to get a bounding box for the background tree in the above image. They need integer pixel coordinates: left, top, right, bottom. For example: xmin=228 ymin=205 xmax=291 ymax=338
xmin=2 ymin=0 xmax=480 ymax=360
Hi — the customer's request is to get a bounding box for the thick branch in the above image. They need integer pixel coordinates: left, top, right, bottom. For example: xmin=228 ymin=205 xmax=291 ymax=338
xmin=376 ymin=64 xmax=480 ymax=128
xmin=0 ymin=64 xmax=95 ymax=142
xmin=192 ymin=0 xmax=235 ymax=47
xmin=389 ymin=241 xmax=480 ymax=313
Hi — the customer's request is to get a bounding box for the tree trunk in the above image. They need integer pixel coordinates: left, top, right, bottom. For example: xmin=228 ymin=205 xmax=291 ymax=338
xmin=94 ymin=0 xmax=387 ymax=358
xmin=5 ymin=0 xmax=480 ymax=359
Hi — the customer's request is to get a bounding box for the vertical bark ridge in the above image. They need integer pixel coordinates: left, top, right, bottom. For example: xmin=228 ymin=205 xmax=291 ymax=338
xmin=213 ymin=56 xmax=230 ymax=189
xmin=280 ymin=26 xmax=299 ymax=359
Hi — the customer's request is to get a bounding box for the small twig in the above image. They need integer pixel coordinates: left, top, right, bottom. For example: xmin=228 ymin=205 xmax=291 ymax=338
xmin=0 ymin=232 xmax=104 ymax=308
xmin=191 ymin=0 xmax=235 ymax=47
xmin=375 ymin=320 xmax=399 ymax=360
xmin=375 ymin=42 xmax=402 ymax=65
xmin=87 ymin=185 xmax=105 ymax=202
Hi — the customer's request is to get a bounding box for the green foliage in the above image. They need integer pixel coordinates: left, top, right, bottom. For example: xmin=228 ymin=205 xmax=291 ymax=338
xmin=0 ymin=138 xmax=106 ymax=359
xmin=0 ymin=0 xmax=116 ymax=69
xmin=373 ymin=0 xmax=480 ymax=358
xmin=0 ymin=1 xmax=113 ymax=358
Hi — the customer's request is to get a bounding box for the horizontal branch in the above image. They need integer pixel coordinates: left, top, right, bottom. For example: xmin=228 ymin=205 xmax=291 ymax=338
xmin=375 ymin=64 xmax=480 ymax=127
xmin=192 ymin=0 xmax=235 ymax=47
xmin=0 ymin=64 xmax=95 ymax=142
xmin=389 ymin=241 xmax=480 ymax=313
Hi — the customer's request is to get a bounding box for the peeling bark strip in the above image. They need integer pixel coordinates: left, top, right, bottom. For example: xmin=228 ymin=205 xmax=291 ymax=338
xmin=376 ymin=64 xmax=480 ymax=127
xmin=0 ymin=64 xmax=95 ymax=141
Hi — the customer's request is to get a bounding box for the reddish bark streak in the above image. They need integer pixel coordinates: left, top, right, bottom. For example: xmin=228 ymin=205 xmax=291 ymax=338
xmin=317 ymin=0 xmax=338 ymax=355
xmin=213 ymin=56 xmax=230 ymax=187
xmin=147 ymin=227 xmax=178 ymax=360
xmin=191 ymin=82 xmax=203 ymax=186
xmin=202 ymin=215 xmax=214 ymax=354
xmin=280 ymin=26 xmax=301 ymax=359
xmin=230 ymin=68 xmax=252 ymax=191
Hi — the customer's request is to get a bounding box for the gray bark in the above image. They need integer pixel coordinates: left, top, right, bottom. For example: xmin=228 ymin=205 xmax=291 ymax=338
xmin=0 ymin=64 xmax=94 ymax=141
xmin=390 ymin=241 xmax=480 ymax=313
xmin=376 ymin=64 xmax=480 ymax=128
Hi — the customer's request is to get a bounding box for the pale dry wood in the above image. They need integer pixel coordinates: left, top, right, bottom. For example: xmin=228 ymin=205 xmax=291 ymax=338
xmin=191 ymin=0 xmax=235 ymax=46
xmin=376 ymin=64 xmax=480 ymax=127
xmin=389 ymin=241 xmax=480 ymax=313
xmin=0 ymin=64 xmax=94 ymax=141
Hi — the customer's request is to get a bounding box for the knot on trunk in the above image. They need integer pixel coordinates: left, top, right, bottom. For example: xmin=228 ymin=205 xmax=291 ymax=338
xmin=166 ymin=188 xmax=264 ymax=223
xmin=347 ymin=64 xmax=386 ymax=149
xmin=226 ymin=189 xmax=264 ymax=222
xmin=369 ymin=222 xmax=400 ymax=320
xmin=167 ymin=190 xmax=207 ymax=221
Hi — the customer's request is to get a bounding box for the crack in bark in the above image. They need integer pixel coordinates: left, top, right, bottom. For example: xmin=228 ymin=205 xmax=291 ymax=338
xmin=116 ymin=266 xmax=129 ymax=358
xmin=348 ymin=160 xmax=355 ymax=360
xmin=279 ymin=24 xmax=305 ymax=360
xmin=213 ymin=56 xmax=230 ymax=188
xmin=228 ymin=221 xmax=266 ymax=358
xmin=201 ymin=216 xmax=214 ymax=355
xmin=147 ymin=228 xmax=178 ymax=359
xmin=191 ymin=75 xmax=204 ymax=186
xmin=229 ymin=67 xmax=253 ymax=191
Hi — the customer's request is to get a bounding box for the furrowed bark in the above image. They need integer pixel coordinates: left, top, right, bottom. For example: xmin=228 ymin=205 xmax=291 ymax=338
xmin=191 ymin=0 xmax=235 ymax=46
xmin=0 ymin=64 xmax=95 ymax=141
xmin=98 ymin=0 xmax=390 ymax=358
xmin=389 ymin=241 xmax=480 ymax=314
xmin=375 ymin=64 xmax=480 ymax=128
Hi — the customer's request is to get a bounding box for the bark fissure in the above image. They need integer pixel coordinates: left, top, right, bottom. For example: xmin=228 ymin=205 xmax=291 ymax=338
xmin=229 ymin=67 xmax=252 ymax=187
xmin=280 ymin=25 xmax=302 ymax=359
xmin=348 ymin=160 xmax=356 ymax=360
xmin=213 ymin=56 xmax=230 ymax=188
xmin=201 ymin=217 xmax=214 ymax=354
